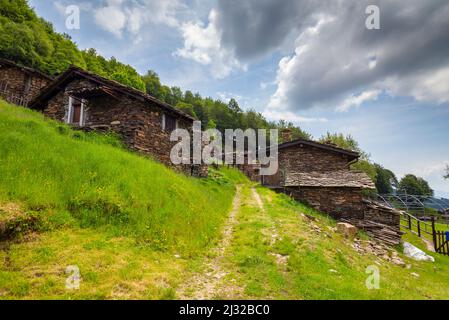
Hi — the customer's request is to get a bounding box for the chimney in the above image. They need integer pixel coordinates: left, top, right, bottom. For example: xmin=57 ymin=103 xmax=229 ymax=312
xmin=281 ymin=128 xmax=293 ymax=143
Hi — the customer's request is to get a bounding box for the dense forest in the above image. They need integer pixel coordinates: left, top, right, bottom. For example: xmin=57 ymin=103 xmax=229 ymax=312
xmin=0 ymin=0 xmax=435 ymax=196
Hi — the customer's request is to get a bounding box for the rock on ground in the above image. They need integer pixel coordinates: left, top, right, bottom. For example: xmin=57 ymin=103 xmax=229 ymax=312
xmin=403 ymin=242 xmax=435 ymax=262
xmin=336 ymin=222 xmax=357 ymax=239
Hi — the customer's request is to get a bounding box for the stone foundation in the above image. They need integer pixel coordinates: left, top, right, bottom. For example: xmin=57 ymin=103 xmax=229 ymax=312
xmin=280 ymin=186 xmax=401 ymax=245
xmin=285 ymin=186 xmax=365 ymax=220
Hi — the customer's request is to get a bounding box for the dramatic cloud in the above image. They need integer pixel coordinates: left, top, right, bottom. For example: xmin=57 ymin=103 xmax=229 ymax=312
xmin=61 ymin=0 xmax=449 ymax=112
xmin=176 ymin=0 xmax=449 ymax=112
xmin=174 ymin=10 xmax=245 ymax=79
xmin=265 ymin=0 xmax=449 ymax=111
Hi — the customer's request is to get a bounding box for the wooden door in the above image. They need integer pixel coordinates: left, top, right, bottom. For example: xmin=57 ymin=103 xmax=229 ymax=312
xmin=72 ymin=101 xmax=82 ymax=124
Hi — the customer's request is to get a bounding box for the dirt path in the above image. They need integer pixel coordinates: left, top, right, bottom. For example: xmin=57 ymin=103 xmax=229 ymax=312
xmin=177 ymin=185 xmax=242 ymax=299
xmin=422 ymin=237 xmax=435 ymax=252
xmin=251 ymin=187 xmax=280 ymax=245
xmin=251 ymin=188 xmax=289 ymax=269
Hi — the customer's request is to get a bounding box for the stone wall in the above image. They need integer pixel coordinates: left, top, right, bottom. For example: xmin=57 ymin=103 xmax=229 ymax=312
xmin=362 ymin=200 xmax=401 ymax=230
xmin=284 ymin=186 xmax=401 ymax=244
xmin=262 ymin=143 xmax=352 ymax=186
xmin=43 ymin=77 xmax=208 ymax=177
xmin=0 ymin=65 xmax=51 ymax=105
xmin=236 ymin=163 xmax=261 ymax=182
xmin=286 ymin=186 xmax=365 ymax=220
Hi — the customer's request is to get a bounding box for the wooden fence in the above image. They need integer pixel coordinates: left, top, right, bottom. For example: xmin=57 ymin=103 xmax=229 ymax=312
xmin=0 ymin=81 xmax=28 ymax=107
xmin=434 ymin=230 xmax=449 ymax=255
xmin=401 ymin=211 xmax=449 ymax=256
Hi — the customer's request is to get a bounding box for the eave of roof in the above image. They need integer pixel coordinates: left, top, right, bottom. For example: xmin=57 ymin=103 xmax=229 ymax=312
xmin=28 ymin=66 xmax=195 ymax=122
xmin=0 ymin=58 xmax=54 ymax=81
xmin=279 ymin=138 xmax=360 ymax=160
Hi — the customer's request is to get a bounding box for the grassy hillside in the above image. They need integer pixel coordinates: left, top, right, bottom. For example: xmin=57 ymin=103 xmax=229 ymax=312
xmin=0 ymin=100 xmax=243 ymax=252
xmin=2 ymin=99 xmax=449 ymax=300
xmin=204 ymin=185 xmax=449 ymax=299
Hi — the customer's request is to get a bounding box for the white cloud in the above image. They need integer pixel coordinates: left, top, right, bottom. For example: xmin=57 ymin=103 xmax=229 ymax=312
xmin=93 ymin=0 xmax=183 ymax=38
xmin=396 ymin=161 xmax=449 ymax=197
xmin=94 ymin=5 xmax=127 ymax=37
xmin=217 ymin=91 xmax=244 ymax=102
xmin=336 ymin=89 xmax=381 ymax=112
xmin=408 ymin=162 xmax=449 ymax=179
xmin=54 ymin=1 xmax=93 ymax=15
xmin=174 ymin=10 xmax=246 ymax=79
xmin=384 ymin=65 xmax=449 ymax=104
xmin=263 ymin=109 xmax=328 ymax=123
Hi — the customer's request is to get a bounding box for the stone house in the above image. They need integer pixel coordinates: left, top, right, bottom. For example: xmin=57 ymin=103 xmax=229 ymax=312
xmin=0 ymin=58 xmax=53 ymax=106
xmin=262 ymin=130 xmax=401 ymax=244
xmin=28 ymin=66 xmax=207 ymax=176
xmin=224 ymin=151 xmax=261 ymax=183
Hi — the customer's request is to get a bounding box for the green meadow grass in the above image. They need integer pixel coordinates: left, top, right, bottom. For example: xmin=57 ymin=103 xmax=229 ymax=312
xmin=2 ymin=100 xmax=449 ymax=300
xmin=206 ymin=185 xmax=449 ymax=300
xmin=0 ymin=101 xmax=240 ymax=253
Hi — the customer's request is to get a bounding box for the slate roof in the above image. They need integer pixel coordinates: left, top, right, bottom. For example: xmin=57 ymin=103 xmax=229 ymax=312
xmin=0 ymin=58 xmax=54 ymax=81
xmin=28 ymin=65 xmax=195 ymax=121
xmin=284 ymin=170 xmax=376 ymax=189
xmin=279 ymin=138 xmax=360 ymax=161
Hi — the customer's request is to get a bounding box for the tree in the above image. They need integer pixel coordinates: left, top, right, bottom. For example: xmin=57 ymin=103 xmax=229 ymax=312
xmin=111 ymin=70 xmax=145 ymax=92
xmin=374 ymin=163 xmax=398 ymax=194
xmin=319 ymin=132 xmax=370 ymax=160
xmin=170 ymin=86 xmax=183 ymax=106
xmin=318 ymin=132 xmax=378 ymax=184
xmin=228 ymin=98 xmax=242 ymax=114
xmin=398 ymin=174 xmax=434 ymax=196
xmin=445 ymin=165 xmax=449 ymax=179
xmin=176 ymin=102 xmax=197 ymax=118
xmin=142 ymin=70 xmax=163 ymax=99
xmin=277 ymin=120 xmax=311 ymax=141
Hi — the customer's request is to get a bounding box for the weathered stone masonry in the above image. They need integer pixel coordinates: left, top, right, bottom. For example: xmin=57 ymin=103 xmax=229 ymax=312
xmin=262 ymin=136 xmax=401 ymax=244
xmin=0 ymin=59 xmax=52 ymax=106
xmin=29 ymin=66 xmax=207 ymax=177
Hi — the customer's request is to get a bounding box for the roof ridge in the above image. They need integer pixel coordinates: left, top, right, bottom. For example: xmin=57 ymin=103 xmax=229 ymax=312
xmin=0 ymin=58 xmax=54 ymax=81
xmin=29 ymin=65 xmax=195 ymax=121
xmin=279 ymin=138 xmax=360 ymax=158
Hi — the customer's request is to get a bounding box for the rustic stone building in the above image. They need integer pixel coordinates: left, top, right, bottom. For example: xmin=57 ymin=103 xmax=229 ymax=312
xmin=262 ymin=130 xmax=401 ymax=244
xmin=0 ymin=58 xmax=53 ymax=106
xmin=28 ymin=66 xmax=207 ymax=176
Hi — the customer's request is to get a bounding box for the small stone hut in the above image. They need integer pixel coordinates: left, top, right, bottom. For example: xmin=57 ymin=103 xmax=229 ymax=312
xmin=262 ymin=130 xmax=401 ymax=244
xmin=28 ymin=66 xmax=207 ymax=177
xmin=0 ymin=58 xmax=53 ymax=106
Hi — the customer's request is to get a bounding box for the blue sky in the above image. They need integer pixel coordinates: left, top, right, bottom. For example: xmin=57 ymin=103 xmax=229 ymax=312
xmin=29 ymin=0 xmax=449 ymax=197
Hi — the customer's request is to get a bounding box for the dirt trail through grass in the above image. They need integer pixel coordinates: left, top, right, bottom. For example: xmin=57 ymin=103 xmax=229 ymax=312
xmin=251 ymin=188 xmax=280 ymax=246
xmin=177 ymin=185 xmax=242 ymax=299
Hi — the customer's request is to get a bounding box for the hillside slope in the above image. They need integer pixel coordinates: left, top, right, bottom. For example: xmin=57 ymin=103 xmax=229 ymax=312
xmin=1 ymin=100 xmax=449 ymax=299
xmin=0 ymin=100 xmax=243 ymax=252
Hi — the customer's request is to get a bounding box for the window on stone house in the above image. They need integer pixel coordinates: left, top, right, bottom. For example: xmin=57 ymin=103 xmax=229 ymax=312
xmin=162 ymin=113 xmax=177 ymax=132
xmin=67 ymin=96 xmax=85 ymax=126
